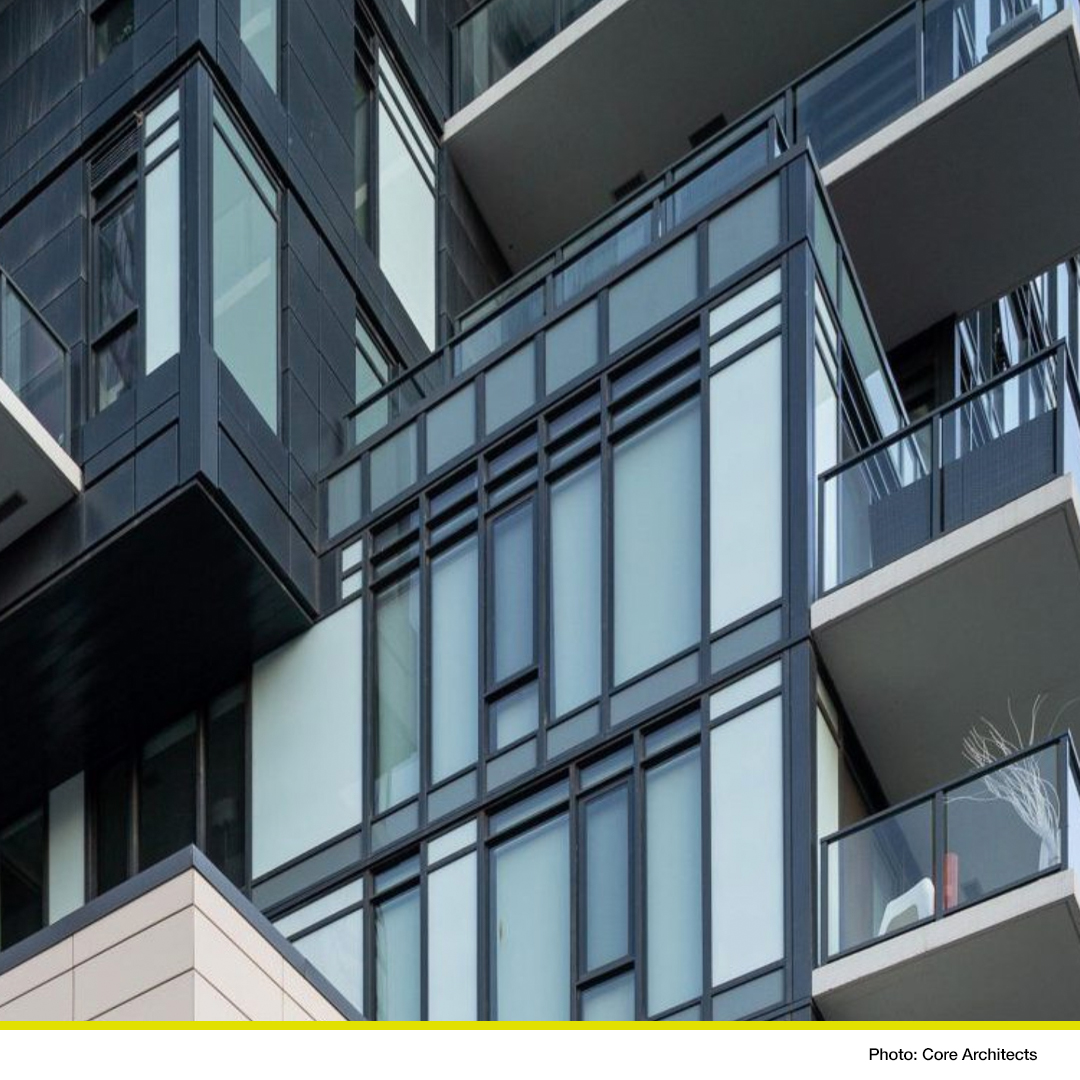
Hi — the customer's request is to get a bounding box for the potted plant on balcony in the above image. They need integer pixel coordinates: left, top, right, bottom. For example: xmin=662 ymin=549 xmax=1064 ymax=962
xmin=960 ymin=695 xmax=1068 ymax=871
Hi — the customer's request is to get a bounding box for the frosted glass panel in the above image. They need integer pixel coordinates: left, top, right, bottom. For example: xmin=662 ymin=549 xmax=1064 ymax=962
xmin=251 ymin=602 xmax=362 ymax=876
xmin=493 ymin=814 xmax=569 ymax=1020
xmin=428 ymin=853 xmax=478 ymax=1020
xmin=48 ymin=774 xmax=85 ymax=924
xmin=582 ymin=972 xmax=635 ymax=1020
xmin=585 ymin=785 xmax=629 ymax=970
xmin=608 ymin=235 xmax=697 ymax=353
xmin=375 ymin=574 xmax=421 ymax=812
xmin=145 ymin=151 xmax=180 ymax=373
xmin=493 ymin=502 xmax=534 ymax=681
xmin=375 ymin=887 xmax=420 ymax=1019
xmin=550 ymin=459 xmax=601 ymax=717
xmin=711 ymin=698 xmax=784 ymax=986
xmin=710 ymin=337 xmax=782 ymax=632
xmin=614 ymin=399 xmax=701 ymax=684
xmin=294 ymin=910 xmax=363 ymax=1012
xmin=646 ymin=748 xmax=702 ymax=1015
xmin=545 ymin=301 xmax=599 ymax=393
xmin=431 ymin=538 xmax=478 ymax=783
xmin=708 ymin=178 xmax=780 ymax=287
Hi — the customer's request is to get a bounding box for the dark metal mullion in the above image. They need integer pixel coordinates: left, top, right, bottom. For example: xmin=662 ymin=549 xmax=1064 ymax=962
xmin=479 ymin=816 xmax=492 ymax=1019
xmin=632 ymin=732 xmax=646 ymax=1019
xmin=195 ymin=706 xmax=208 ymax=857
xmin=568 ymin=757 xmax=581 ymax=1019
xmin=698 ymin=694 xmax=712 ymax=1016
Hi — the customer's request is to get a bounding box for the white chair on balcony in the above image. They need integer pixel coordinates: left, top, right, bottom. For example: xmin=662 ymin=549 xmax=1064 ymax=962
xmin=877 ymin=877 xmax=934 ymax=938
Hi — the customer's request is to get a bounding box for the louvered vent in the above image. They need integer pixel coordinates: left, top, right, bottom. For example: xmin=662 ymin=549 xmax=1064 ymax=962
xmin=90 ymin=124 xmax=139 ymax=190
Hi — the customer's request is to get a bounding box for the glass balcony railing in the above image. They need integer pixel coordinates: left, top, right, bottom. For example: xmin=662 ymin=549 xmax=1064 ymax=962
xmin=0 ymin=270 xmax=69 ymax=449
xmin=456 ymin=0 xmax=602 ymax=108
xmin=819 ymin=341 xmax=1080 ymax=592
xmin=455 ymin=0 xmax=1072 ymax=153
xmin=820 ymin=735 xmax=1080 ymax=963
xmin=341 ymin=114 xmax=784 ymax=452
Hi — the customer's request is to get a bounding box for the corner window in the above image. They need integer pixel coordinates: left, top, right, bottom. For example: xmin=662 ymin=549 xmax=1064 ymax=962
xmin=239 ymin=0 xmax=278 ymax=92
xmin=212 ymin=98 xmax=280 ymax=431
xmin=89 ymin=87 xmax=182 ymax=414
xmin=91 ymin=0 xmax=134 ymax=68
xmin=91 ymin=686 xmax=248 ymax=896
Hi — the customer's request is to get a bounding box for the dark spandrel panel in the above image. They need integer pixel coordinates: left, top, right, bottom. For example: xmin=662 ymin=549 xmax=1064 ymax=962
xmin=545 ymin=300 xmax=599 ymax=394
xmin=611 ymin=652 xmax=699 ymax=728
xmin=581 ymin=972 xmax=635 ymax=1021
xmin=0 ymin=809 xmax=44 ymax=950
xmin=608 ymin=235 xmax=697 ymax=354
xmin=546 ymin=704 xmax=600 ymax=759
xmin=485 ymin=342 xmax=536 ymax=434
xmin=710 ymin=609 xmax=783 ymax=674
xmin=369 ymin=422 xmax=418 ymax=511
xmin=490 ymin=682 xmax=539 ymax=751
xmin=138 ymin=715 xmax=197 ymax=871
xmin=486 ymin=737 xmax=537 ymax=791
xmin=251 ymin=831 xmax=363 ymax=911
xmin=370 ymin=800 xmax=419 ymax=851
xmin=707 ymin=178 xmax=780 ymax=289
xmin=711 ymin=969 xmax=784 ymax=1020
xmin=427 ymin=770 xmax=477 ymax=822
xmin=426 ymin=385 xmax=475 ymax=473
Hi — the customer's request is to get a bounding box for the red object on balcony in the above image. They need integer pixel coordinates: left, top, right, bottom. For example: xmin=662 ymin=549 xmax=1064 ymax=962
xmin=943 ymin=852 xmax=959 ymax=910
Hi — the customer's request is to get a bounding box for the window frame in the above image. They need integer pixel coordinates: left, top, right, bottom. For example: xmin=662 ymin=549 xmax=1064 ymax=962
xmin=87 ymin=684 xmax=252 ymax=899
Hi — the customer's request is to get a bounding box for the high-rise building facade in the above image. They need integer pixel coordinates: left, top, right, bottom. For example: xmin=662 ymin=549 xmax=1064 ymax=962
xmin=0 ymin=0 xmax=1078 ymax=1021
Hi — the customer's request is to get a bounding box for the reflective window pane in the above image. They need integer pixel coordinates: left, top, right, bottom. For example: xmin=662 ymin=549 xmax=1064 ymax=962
xmin=431 ymin=538 xmax=479 ymax=783
xmin=378 ymin=59 xmax=436 ymax=348
xmin=48 ymin=775 xmax=85 ymax=924
xmin=646 ymin=748 xmax=702 ymax=1016
xmin=93 ymin=0 xmax=134 ymax=67
xmin=491 ymin=682 xmax=539 ymax=751
xmin=608 ymin=236 xmax=697 ymax=354
xmin=374 ymin=886 xmax=420 ymax=1020
xmin=708 ymin=179 xmax=780 ymax=288
xmin=492 ymin=502 xmax=534 ymax=682
xmin=206 ymin=687 xmax=246 ymax=887
xmin=138 ymin=715 xmax=197 ymax=871
xmin=0 ymin=810 xmax=44 ymax=950
xmin=485 ymin=343 xmax=536 ymax=434
xmin=582 ymin=972 xmax=635 ymax=1021
xmin=426 ymin=386 xmax=475 ymax=472
xmin=354 ymin=67 xmax=371 ymax=241
xmin=428 ymin=853 xmax=478 ymax=1020
xmin=585 ymin=785 xmax=629 ymax=971
xmin=294 ymin=909 xmax=363 ymax=1014
xmin=613 ymin=399 xmax=701 ymax=685
xmin=94 ymin=326 xmax=138 ymax=414
xmin=96 ymin=195 xmax=137 ymax=330
xmin=492 ymin=814 xmax=569 ymax=1020
xmin=239 ymin=0 xmax=278 ymax=91
xmin=145 ymin=152 xmax=180 ymax=373
xmin=212 ymin=122 xmax=278 ymax=430
xmin=376 ymin=574 xmax=421 ymax=813
xmin=95 ymin=759 xmax=131 ymax=895
xmin=550 ymin=459 xmax=601 ymax=717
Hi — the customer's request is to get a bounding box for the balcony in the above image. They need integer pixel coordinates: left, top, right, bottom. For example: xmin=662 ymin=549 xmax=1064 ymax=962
xmin=814 ymin=345 xmax=1080 ymax=801
xmin=445 ymin=0 xmax=905 ymax=270
xmin=0 ymin=271 xmax=80 ymax=555
xmin=447 ymin=0 xmax=1078 ymax=311
xmin=814 ymin=737 xmax=1080 ymax=1020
